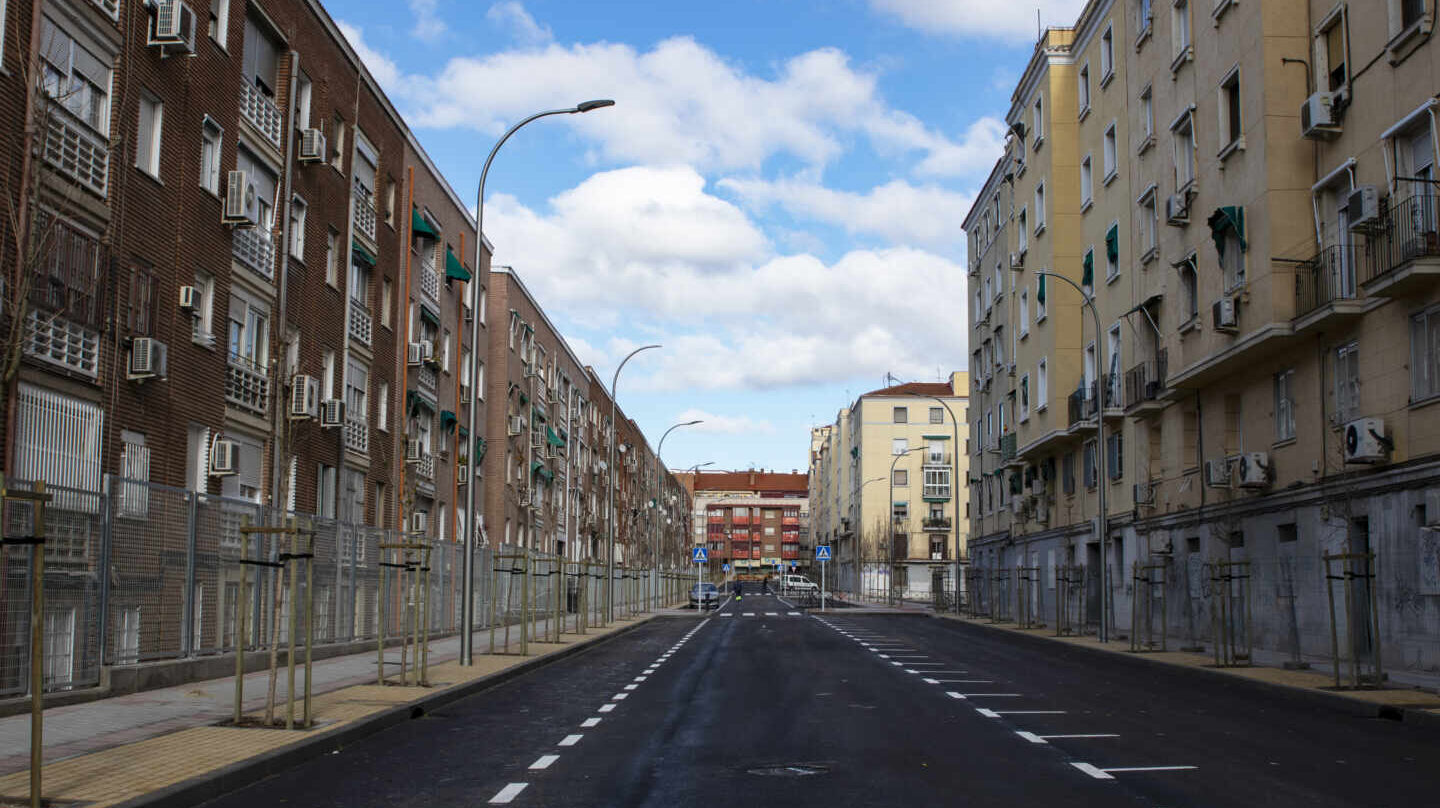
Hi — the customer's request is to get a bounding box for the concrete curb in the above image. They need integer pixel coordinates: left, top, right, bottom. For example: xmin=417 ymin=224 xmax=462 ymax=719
xmin=930 ymin=615 xmax=1438 ymax=726
xmin=109 ymin=617 xmax=660 ymax=808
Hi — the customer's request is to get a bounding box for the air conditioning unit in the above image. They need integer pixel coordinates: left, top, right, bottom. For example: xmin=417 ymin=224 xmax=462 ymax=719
xmin=1204 ymin=458 xmax=1231 ymax=488
xmin=178 ymin=285 xmax=197 ymax=310
xmin=148 ymin=0 xmax=196 ymax=54
xmin=1010 ymin=251 xmax=1024 ymax=269
xmin=1133 ymin=482 xmax=1155 ymax=505
xmin=410 ymin=511 xmax=428 ymax=534
xmin=209 ymin=439 xmax=238 ymax=476
xmin=298 ymin=128 xmax=327 ymax=163
xmin=222 ymin=170 xmax=257 ymax=226
xmin=1300 ymin=92 xmax=1340 ymax=139
xmin=1033 ymin=496 xmax=1050 ymax=525
xmin=1212 ymin=296 xmax=1238 ymax=332
xmin=127 ymin=337 xmax=168 ymax=380
xmin=319 ymin=398 xmax=344 ymax=427
xmin=406 ymin=341 xmax=433 ymax=366
xmin=508 ymin=416 xmax=524 ymax=436
xmin=1346 ymin=186 xmax=1380 ymax=231
xmin=1343 ymin=417 xmax=1388 ymax=464
xmin=457 ymin=464 xmax=470 ymax=485
xmin=1165 ymin=193 xmax=1190 ymax=225
xmin=405 ymin=438 xmax=425 ymax=463
xmin=288 ymin=375 xmax=319 ymax=420
xmin=459 ymin=383 xmax=471 ymax=403
xmin=1238 ymin=452 xmax=1270 ymax=488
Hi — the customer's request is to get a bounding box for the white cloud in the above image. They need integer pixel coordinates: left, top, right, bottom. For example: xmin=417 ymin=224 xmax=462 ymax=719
xmin=488 ymin=167 xmax=969 ymax=392
xmin=718 ymin=176 xmax=976 ymax=249
xmin=335 ymin=22 xmax=403 ymax=94
xmin=486 ymin=2 xmax=553 ymax=46
xmin=673 ymin=409 xmax=776 ymax=436
xmin=869 ymin=0 xmax=1088 ymax=42
xmin=410 ymin=0 xmax=446 ymax=42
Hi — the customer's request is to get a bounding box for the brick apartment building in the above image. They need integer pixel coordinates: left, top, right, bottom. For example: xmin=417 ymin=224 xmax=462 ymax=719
xmin=677 ymin=470 xmax=809 ymax=581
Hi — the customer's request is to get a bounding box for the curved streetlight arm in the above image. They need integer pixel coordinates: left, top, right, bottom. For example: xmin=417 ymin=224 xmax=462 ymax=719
xmin=607 ymin=344 xmax=661 ymax=621
xmin=1032 ymin=270 xmax=1109 ymax=642
xmin=649 ymin=419 xmax=701 ymax=602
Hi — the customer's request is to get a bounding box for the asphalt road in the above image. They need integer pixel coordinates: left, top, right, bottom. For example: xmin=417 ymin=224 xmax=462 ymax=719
xmin=197 ymin=597 xmax=1440 ymax=807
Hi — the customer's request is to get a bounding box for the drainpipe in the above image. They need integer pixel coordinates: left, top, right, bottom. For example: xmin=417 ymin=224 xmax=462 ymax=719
xmin=268 ymin=52 xmax=301 ymax=510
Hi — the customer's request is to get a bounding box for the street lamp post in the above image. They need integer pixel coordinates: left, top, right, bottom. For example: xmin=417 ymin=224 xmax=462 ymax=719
xmin=887 ymin=447 xmax=926 ymax=606
xmin=606 ymin=345 xmax=661 ymax=623
xmin=1033 ymin=269 xmax=1110 ymax=642
xmin=652 ymin=420 xmax=701 ymax=609
xmin=907 ymin=391 xmax=962 ymax=613
xmin=461 ymin=99 xmax=615 ymax=667
xmin=853 ymin=476 xmax=885 ymax=600
xmin=686 ymin=462 xmax=713 ymax=584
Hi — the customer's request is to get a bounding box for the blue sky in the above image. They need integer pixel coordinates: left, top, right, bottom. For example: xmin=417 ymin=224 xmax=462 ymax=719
xmin=328 ymin=0 xmax=1086 ymax=473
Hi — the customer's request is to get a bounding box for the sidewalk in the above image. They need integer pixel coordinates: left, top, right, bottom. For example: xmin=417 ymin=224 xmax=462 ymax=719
xmin=0 ymin=610 xmax=678 ymax=807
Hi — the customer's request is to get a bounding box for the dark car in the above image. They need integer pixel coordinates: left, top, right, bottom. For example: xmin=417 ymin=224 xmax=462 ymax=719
xmin=689 ymin=582 xmax=720 ymax=610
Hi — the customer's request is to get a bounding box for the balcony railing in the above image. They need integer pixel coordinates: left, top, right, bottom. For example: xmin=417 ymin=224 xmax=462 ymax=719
xmin=923 ymin=453 xmax=954 ymax=466
xmin=1295 ymin=244 xmax=1359 ymax=318
xmin=43 ymin=106 xmax=109 ymax=197
xmin=225 ymin=358 xmax=270 ymax=415
xmin=344 ymin=415 xmax=369 ymax=456
xmin=25 ymin=310 xmax=99 ymax=378
xmin=999 ymin=433 xmax=1017 ymax=462
xmin=1123 ymin=349 xmax=1169 ymax=410
xmin=922 ymin=484 xmax=951 ymax=500
xmin=239 ymin=83 xmax=283 ymax=149
xmin=1068 ymin=381 xmax=1098 ymax=427
xmin=1359 ymin=194 xmax=1440 ymax=288
xmin=419 ymin=261 xmax=440 ymax=303
xmin=417 ymin=452 xmax=435 ymax=480
xmin=232 ymin=227 xmax=276 ymax=278
xmin=353 ymin=183 xmax=377 ymax=241
xmin=922 ymin=516 xmax=952 ymax=531
xmin=348 ymin=301 xmax=372 ymax=346
xmin=416 ymin=364 xmax=438 ymax=391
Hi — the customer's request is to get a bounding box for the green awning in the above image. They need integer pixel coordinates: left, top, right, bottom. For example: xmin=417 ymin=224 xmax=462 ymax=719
xmin=351 ymin=240 xmax=376 ymax=267
xmin=546 ymin=426 xmax=564 ymax=448
xmin=850 ymin=447 xmax=860 ymax=459
xmin=922 ymin=434 xmax=950 ymax=440
xmin=532 ymin=404 xmax=547 ymax=422
xmin=893 ymin=501 xmax=908 ymax=507
xmin=1081 ymin=250 xmax=1094 ymax=287
xmin=518 ymin=392 xmax=529 ymax=405
xmin=445 ymin=248 xmax=472 ymax=282
xmin=1208 ymin=206 xmax=1247 ymax=260
xmin=440 ymin=410 xmax=457 ymax=432
xmin=476 ymin=437 xmax=487 ymax=460
xmin=531 ymin=460 xmax=544 ymax=475
xmin=1037 ymin=274 xmax=1046 ymax=304
xmin=1105 ymin=224 xmax=1118 ymax=263
xmin=538 ymin=467 xmax=555 ymax=484
xmin=411 ymin=209 xmax=438 ymax=239
xmin=407 ymin=390 xmax=436 ymax=414
xmin=419 ymin=304 xmax=440 ymax=327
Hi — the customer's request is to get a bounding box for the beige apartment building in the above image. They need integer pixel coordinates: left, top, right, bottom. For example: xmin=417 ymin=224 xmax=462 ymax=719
xmin=808 ymin=376 xmax=969 ymax=601
xmin=966 ymin=0 xmax=1440 ymax=674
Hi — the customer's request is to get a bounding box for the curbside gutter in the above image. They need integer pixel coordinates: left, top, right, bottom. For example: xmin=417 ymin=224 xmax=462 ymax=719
xmin=109 ymin=618 xmax=658 ymax=808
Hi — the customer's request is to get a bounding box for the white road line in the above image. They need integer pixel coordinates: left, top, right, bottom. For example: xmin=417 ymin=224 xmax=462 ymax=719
xmin=890 ymin=661 xmax=903 ymax=666
xmin=878 ymin=654 xmax=890 ymax=658
xmin=1071 ymin=763 xmax=1114 ymax=780
xmin=1016 ymin=731 xmax=1048 ymax=744
xmin=993 ymin=710 xmax=1068 ymax=715
xmin=489 ymin=783 xmax=528 ymax=803
xmin=530 ymin=755 xmax=560 ymax=770
xmin=624 ymin=684 xmax=638 ymax=690
xmin=720 ymin=613 xmax=733 ymax=617
xmin=634 ymin=676 xmax=648 ymax=682
xmin=1037 ymin=734 xmax=1119 ymax=741
xmin=788 ymin=611 xmax=801 ymax=615
xmin=598 ymin=704 xmax=616 ymax=713
xmin=612 ymin=693 xmax=629 ymax=701
xmin=558 ymin=734 xmax=584 ymax=747
xmin=581 ymin=718 xmax=601 ymax=728
xmin=931 ymin=680 xmax=992 ymax=684
xmin=1102 ymin=766 xmax=1198 ymax=774
xmin=644 ymin=669 xmax=656 ymax=674
xmin=976 ymin=708 xmax=1002 ymax=718
xmin=764 ymin=612 xmax=779 ymax=616
xmin=743 ymin=612 xmax=755 ymax=617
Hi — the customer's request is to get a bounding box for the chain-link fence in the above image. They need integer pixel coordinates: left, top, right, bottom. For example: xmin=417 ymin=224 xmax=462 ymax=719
xmin=0 ymin=476 xmax=650 ymax=696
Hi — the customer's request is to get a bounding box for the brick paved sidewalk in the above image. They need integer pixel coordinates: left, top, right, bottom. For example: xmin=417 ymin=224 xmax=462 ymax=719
xmin=0 ymin=612 xmax=668 ymax=807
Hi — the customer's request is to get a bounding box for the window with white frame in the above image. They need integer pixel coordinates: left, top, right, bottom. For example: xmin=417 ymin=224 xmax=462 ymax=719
xmin=1177 ymin=256 xmax=1198 ymax=322
xmin=1034 ymin=183 xmax=1046 ymax=231
xmin=380 ymin=278 xmax=392 ymax=328
xmin=1410 ymin=305 xmax=1440 ymax=402
xmin=346 ymin=358 xmax=368 ymax=424
xmin=1036 ymin=274 xmax=1048 ymax=320
xmin=994 ymin=263 xmax=1005 ymax=298
xmin=1219 ymin=67 xmax=1242 ymax=152
xmin=1020 ymin=374 xmax=1030 ymax=421
xmin=1334 ymin=341 xmax=1360 ymax=423
xmin=191 ymin=271 xmax=216 ymax=345
xmin=326 ymin=229 xmax=339 ymax=286
xmin=1103 ymin=124 xmax=1118 ymax=181
xmin=136 ymin=93 xmax=163 ymax=178
xmin=1172 ymin=0 xmax=1192 ymax=61
xmin=40 ymin=15 xmax=112 ymax=136
xmin=1033 ymin=96 xmax=1044 ymax=146
xmin=1078 ymin=62 xmax=1091 ymax=116
xmin=1037 ymin=359 xmax=1048 ymax=407
xmin=1315 ymin=10 xmax=1348 ymax=94
xmin=289 ymin=196 xmax=307 ymax=259
xmin=1101 ymin=25 xmax=1114 ymax=83
xmin=1081 ymin=156 xmax=1093 ymax=206
xmin=208 ymin=0 xmax=229 ymax=45
xmin=1019 ymin=290 xmax=1029 ymax=335
xmin=892 ymin=437 xmax=908 ymax=455
xmin=227 ymin=292 xmax=269 ymax=371
xmin=1018 ymin=207 xmax=1028 ymax=252
xmin=1172 ymin=108 xmax=1196 ymax=189
xmin=378 ymin=381 xmax=389 ymax=432
xmin=200 ymin=118 xmax=222 ymax=193
xmin=1139 ymin=186 xmax=1158 ymax=259
xmin=1274 ymin=368 xmax=1296 ymax=441
xmin=1140 ymin=86 xmax=1154 ymax=143
xmin=1083 ymin=438 xmax=1098 ymax=488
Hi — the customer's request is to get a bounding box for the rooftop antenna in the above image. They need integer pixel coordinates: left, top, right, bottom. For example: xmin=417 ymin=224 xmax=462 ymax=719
xmin=1036 ymin=9 xmax=1041 ymax=40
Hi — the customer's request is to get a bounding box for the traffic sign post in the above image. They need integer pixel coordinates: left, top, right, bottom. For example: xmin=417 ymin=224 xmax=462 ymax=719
xmin=815 ymin=545 xmax=832 ymax=611
xmin=692 ymin=547 xmax=708 ymax=602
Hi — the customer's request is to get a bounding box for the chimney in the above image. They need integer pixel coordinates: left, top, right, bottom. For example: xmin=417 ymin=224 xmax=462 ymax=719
xmin=749 ymin=470 xmax=755 ymax=486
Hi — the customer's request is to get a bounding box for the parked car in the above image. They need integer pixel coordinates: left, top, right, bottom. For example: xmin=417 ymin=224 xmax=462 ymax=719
xmin=782 ymin=574 xmax=818 ymax=593
xmin=689 ymin=582 xmax=720 ymax=609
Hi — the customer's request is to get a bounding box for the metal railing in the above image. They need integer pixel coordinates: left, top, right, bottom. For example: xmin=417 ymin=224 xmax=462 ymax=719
xmin=1000 ymin=433 xmax=1017 ymax=462
xmin=353 ymin=183 xmax=377 ymax=241
xmin=1068 ymin=381 xmax=1098 ymax=426
xmin=922 ymin=516 xmax=952 ymax=531
xmin=25 ymin=310 xmax=100 ymax=378
xmin=348 ymin=300 xmax=372 ymax=346
xmin=344 ymin=415 xmax=369 ymax=455
xmin=232 ymin=227 xmax=276 ymax=278
xmin=225 ymin=358 xmax=270 ymax=415
xmin=1295 ymin=243 xmax=1359 ymax=318
xmin=416 ymin=364 xmax=438 ymax=391
xmin=1360 ymin=194 xmax=1439 ymax=286
xmin=419 ymin=261 xmax=440 ymax=303
xmin=239 ymin=83 xmax=283 ymax=149
xmin=43 ymin=105 xmax=109 ymax=197
xmin=1123 ymin=349 xmax=1168 ymax=410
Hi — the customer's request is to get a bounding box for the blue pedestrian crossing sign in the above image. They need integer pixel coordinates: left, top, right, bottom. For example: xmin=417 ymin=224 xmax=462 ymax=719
xmin=722 ymin=563 xmax=730 ymax=572
xmin=692 ymin=547 xmax=708 ymax=563
xmin=815 ymin=545 xmax=832 ymax=561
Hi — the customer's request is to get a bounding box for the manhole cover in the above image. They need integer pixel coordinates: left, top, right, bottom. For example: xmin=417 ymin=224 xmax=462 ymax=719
xmin=746 ymin=763 xmax=830 ymax=777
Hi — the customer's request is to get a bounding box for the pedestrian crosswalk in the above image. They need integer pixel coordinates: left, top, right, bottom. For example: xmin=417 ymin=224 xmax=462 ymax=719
xmin=718 ymin=611 xmax=804 ymax=617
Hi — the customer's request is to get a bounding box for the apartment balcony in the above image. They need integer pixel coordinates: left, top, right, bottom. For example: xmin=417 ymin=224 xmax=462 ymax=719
xmin=419 ymin=260 xmax=440 ymax=304
xmin=1123 ymin=349 xmax=1168 ymax=417
xmin=999 ymin=433 xmax=1017 ymax=463
xmin=25 ymin=310 xmax=100 ymax=379
xmin=1067 ymin=382 xmax=1098 ymax=428
xmin=225 ymin=358 xmax=269 ymax=416
xmin=416 ymin=364 xmax=438 ymax=393
xmin=417 ymin=452 xmax=435 ymax=480
xmin=344 ymin=415 xmax=369 ymax=456
xmin=922 ymin=484 xmax=951 ymax=501
xmin=348 ymin=301 xmax=372 ymax=347
xmin=922 ymin=516 xmax=952 ymax=531
xmin=1294 ymin=244 xmax=1367 ymax=333
xmin=353 ymin=183 xmax=377 ymax=242
xmin=232 ymin=227 xmax=276 ymax=279
xmin=239 ymin=83 xmax=283 ymax=150
xmin=1359 ymin=194 xmax=1440 ymax=298
xmin=781 ymin=547 xmax=799 ymax=560
xmin=923 ymin=453 xmax=954 ymax=467
xmin=43 ymin=106 xmax=109 ymax=197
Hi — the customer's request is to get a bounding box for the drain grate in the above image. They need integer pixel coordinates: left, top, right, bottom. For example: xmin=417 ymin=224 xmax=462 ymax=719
xmin=746 ymin=763 xmax=831 ymax=777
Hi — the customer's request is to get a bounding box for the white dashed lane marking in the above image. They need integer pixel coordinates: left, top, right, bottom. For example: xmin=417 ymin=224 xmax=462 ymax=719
xmin=1016 ymin=732 xmax=1118 ymax=744
xmin=558 ymin=734 xmax=583 ymax=747
xmin=489 ymin=783 xmax=528 ymax=804
xmin=529 ymin=755 xmax=559 ymax=770
xmin=581 ymin=718 xmax=601 ymax=728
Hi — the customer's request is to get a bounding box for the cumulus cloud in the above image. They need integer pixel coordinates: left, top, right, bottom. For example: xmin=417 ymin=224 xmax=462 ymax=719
xmin=718 ymin=176 xmax=976 ymax=249
xmin=487 ymin=167 xmax=969 ymax=392
xmin=410 ymin=0 xmax=446 ymax=42
xmin=335 ymin=22 xmax=403 ymax=94
xmin=869 ymin=0 xmax=1088 ymax=42
xmin=673 ymin=409 xmax=776 ymax=436
xmin=486 ymin=2 xmax=553 ymax=46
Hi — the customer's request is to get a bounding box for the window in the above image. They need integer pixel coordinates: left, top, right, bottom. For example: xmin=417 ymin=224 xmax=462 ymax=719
xmin=1107 ymin=324 xmax=1122 ymax=405
xmin=40 ymin=15 xmax=112 ymax=136
xmin=234 ymin=146 xmax=277 ymax=230
xmin=1018 ymin=208 xmax=1028 ymax=252
xmin=117 ymin=431 xmax=150 ymax=518
xmin=1139 ymin=187 xmax=1158 ymax=259
xmin=1100 ymin=26 xmax=1114 ymax=83
xmin=385 ymin=179 xmax=396 ymax=226
xmin=136 ymin=93 xmax=163 ymax=177
xmin=288 ymin=196 xmax=306 ymax=259
xmin=1316 ymin=12 xmax=1347 ymax=93
xmin=1274 ymin=368 xmax=1296 ymax=441
xmin=1216 ymin=208 xmax=1246 ymax=291
xmin=1034 ymin=183 xmax=1046 ymax=231
xmin=1137 ymin=0 xmax=1153 ymax=31
xmin=191 ymin=271 xmax=216 ymax=344
xmin=924 ymin=467 xmax=951 ymax=499
xmin=1081 ymin=156 xmax=1093 ymax=207
xmin=322 ymin=350 xmax=336 ymax=398
xmin=1107 ymin=433 xmax=1124 ymax=480
xmin=1105 ymin=223 xmax=1120 ymax=281
xmin=350 ymin=250 xmax=371 ymax=308
xmin=242 ymin=12 xmax=281 ymax=97
xmin=1019 ymin=290 xmax=1030 ymax=335
xmin=378 ymin=381 xmax=389 ymax=432
xmin=1397 ymin=0 xmax=1426 ymax=33
xmin=1335 ymin=341 xmax=1360 ymax=423
xmin=995 ymin=327 xmax=1005 ymax=367
xmin=1062 ymin=451 xmax=1076 ymax=494
xmin=893 ymin=406 xmax=908 ymax=424
xmin=208 ymin=0 xmax=229 ymax=46
xmin=479 ymin=287 xmax=488 ymax=325
xmin=893 ymin=469 xmax=908 ymax=486
xmin=330 ymin=114 xmax=346 ymax=169
xmin=326 ymin=229 xmax=339 ymax=287
xmin=1103 ymin=124 xmax=1117 ymax=181
xmin=1219 ymin=67 xmax=1242 ymax=152
xmin=127 ymin=265 xmax=157 ymax=336
xmin=1083 ymin=439 xmax=1098 ymax=488
xmin=200 ymin=118 xmax=222 ymax=193
xmin=442 ymin=329 xmax=452 ymax=371
xmin=930 ymin=407 xmax=944 ymax=424
xmin=1083 ymin=248 xmax=1095 ymax=294
xmin=1037 ymin=359 xmax=1048 ymax=407
xmin=892 ymin=502 xmax=909 ymax=522
xmin=1032 ymin=97 xmax=1044 ymax=146
xmin=1172 ymin=109 xmax=1196 ymax=189
xmin=294 ymin=71 xmax=312 ymax=130
xmin=346 ymin=358 xmax=369 ymax=425
xmin=1020 ymin=374 xmax=1030 ymax=421
xmin=1036 ymin=274 xmax=1047 ymax=320
xmin=994 ymin=263 xmax=1005 ymax=297
xmin=1412 ymin=306 xmax=1440 ymax=402
xmin=1078 ymin=62 xmax=1091 ymax=117
xmin=892 ymin=437 xmax=908 ymax=456
xmin=1140 ymin=86 xmax=1154 ymax=143
xmin=1177 ymin=256 xmax=1198 ymax=322
xmin=228 ymin=293 xmax=269 ymax=371
xmin=1172 ymin=0 xmax=1192 ymax=61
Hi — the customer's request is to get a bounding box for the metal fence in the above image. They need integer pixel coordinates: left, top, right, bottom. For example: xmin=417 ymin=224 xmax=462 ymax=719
xmin=0 ymin=476 xmax=657 ymax=696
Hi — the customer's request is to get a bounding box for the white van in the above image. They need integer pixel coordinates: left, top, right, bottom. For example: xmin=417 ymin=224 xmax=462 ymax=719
xmin=783 ymin=574 xmax=818 ymax=593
